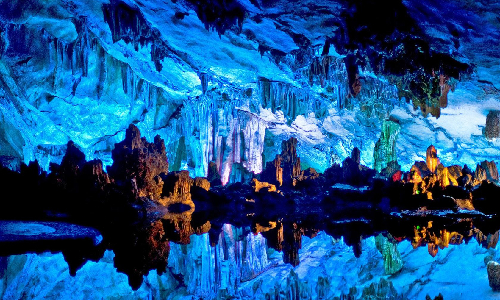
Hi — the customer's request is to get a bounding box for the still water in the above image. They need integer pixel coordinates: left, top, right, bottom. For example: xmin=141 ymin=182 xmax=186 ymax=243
xmin=1 ymin=213 xmax=499 ymax=300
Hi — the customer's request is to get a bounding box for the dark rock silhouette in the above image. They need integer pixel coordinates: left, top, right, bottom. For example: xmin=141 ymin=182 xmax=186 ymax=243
xmin=107 ymin=124 xmax=169 ymax=201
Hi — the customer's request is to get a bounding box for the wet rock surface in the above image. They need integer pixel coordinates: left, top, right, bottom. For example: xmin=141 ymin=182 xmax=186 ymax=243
xmin=484 ymin=111 xmax=500 ymax=139
xmin=488 ymin=261 xmax=500 ymax=291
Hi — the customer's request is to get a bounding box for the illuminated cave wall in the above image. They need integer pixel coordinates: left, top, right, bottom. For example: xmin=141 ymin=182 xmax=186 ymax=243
xmin=0 ymin=0 xmax=499 ymax=181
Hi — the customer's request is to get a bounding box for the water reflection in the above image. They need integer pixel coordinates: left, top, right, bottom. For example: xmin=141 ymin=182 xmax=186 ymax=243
xmin=2 ymin=209 xmax=500 ymax=300
xmin=3 ymin=206 xmax=498 ymax=292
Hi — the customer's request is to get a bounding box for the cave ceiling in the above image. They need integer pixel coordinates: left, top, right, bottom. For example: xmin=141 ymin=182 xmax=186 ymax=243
xmin=0 ymin=0 xmax=498 ymax=177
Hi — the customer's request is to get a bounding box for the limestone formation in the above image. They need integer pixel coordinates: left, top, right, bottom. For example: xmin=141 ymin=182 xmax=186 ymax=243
xmin=261 ymin=137 xmax=301 ymax=186
xmin=80 ymin=159 xmax=111 ymax=192
xmin=351 ymin=147 xmax=361 ymax=165
xmin=342 ymin=156 xmax=361 ymax=184
xmin=280 ymin=138 xmax=301 ymax=186
xmin=282 ymin=222 xmax=303 ymax=267
xmin=262 ymin=155 xmax=283 ymax=186
xmin=426 ymin=145 xmax=439 ymax=173
xmin=474 ymin=164 xmax=488 ymax=185
xmin=409 ymin=162 xmax=430 ymax=183
xmin=251 ymin=178 xmax=277 ymax=193
xmin=480 ymin=160 xmax=499 ymax=182
xmin=373 ymin=119 xmax=400 ymax=172
xmin=488 ymin=261 xmax=500 ymax=291
xmin=437 ymin=164 xmax=458 ymax=187
xmin=295 ymin=167 xmax=320 ymax=186
xmin=207 ymin=161 xmax=222 ymax=187
xmin=56 ymin=141 xmax=87 ymax=188
xmin=426 ymin=294 xmax=444 ymax=300
xmin=193 ymin=177 xmax=210 ymax=191
xmin=472 ymin=161 xmax=498 ymax=186
xmin=361 ymin=278 xmax=401 ymax=299
xmin=108 ymin=124 xmax=169 ymax=201
xmin=484 ymin=110 xmax=500 ymax=139
xmin=159 ymin=170 xmax=194 ymax=207
xmin=375 ymin=234 xmax=403 ymax=275
xmin=381 ymin=161 xmax=401 ymax=178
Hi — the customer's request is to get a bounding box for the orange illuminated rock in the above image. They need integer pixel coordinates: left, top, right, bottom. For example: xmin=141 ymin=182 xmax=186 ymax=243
xmin=159 ymin=171 xmax=195 ymax=208
xmin=409 ymin=165 xmax=423 ymax=183
xmin=474 ymin=230 xmax=499 ymax=249
xmin=108 ymin=124 xmax=169 ymax=201
xmin=295 ymin=167 xmax=320 ymax=186
xmin=251 ymin=178 xmax=277 ymax=193
xmin=81 ymin=159 xmax=111 ymax=191
xmin=455 ymin=198 xmax=474 ymax=210
xmin=193 ymin=177 xmax=210 ymax=191
xmin=281 ymin=138 xmax=301 ymax=185
xmin=162 ymin=209 xmax=210 ymax=245
xmin=428 ymin=243 xmax=438 ymax=257
xmin=426 ymin=145 xmax=439 ymax=173
xmin=437 ymin=165 xmax=458 ymax=187
xmin=253 ymin=221 xmax=278 ymax=234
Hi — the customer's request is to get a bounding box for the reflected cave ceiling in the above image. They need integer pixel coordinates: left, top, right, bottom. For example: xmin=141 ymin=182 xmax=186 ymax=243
xmin=0 ymin=0 xmax=499 ymax=181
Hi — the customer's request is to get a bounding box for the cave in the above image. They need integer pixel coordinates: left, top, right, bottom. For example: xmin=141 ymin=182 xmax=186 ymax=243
xmin=0 ymin=0 xmax=499 ymax=299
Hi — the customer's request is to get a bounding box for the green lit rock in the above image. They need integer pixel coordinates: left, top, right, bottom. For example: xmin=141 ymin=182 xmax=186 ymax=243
xmin=373 ymin=120 xmax=401 ymax=173
xmin=375 ymin=234 xmax=403 ymax=275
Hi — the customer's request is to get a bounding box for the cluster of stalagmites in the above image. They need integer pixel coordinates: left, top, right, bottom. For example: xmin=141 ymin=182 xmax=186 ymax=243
xmin=59 ymin=124 xmax=214 ymax=210
xmin=387 ymin=145 xmax=499 ymax=211
xmin=3 ymin=123 xmax=498 ymax=218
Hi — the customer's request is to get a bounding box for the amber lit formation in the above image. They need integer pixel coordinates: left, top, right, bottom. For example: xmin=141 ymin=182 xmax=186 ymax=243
xmin=426 ymin=145 xmax=439 ymax=174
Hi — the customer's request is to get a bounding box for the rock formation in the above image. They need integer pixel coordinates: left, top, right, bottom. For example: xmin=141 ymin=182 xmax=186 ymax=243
xmin=484 ymin=111 xmax=500 ymax=139
xmin=381 ymin=161 xmax=401 ymax=179
xmin=475 ymin=161 xmax=499 ymax=184
xmin=361 ymin=278 xmax=402 ymax=299
xmin=280 ymin=138 xmax=301 ymax=186
xmin=80 ymin=159 xmax=111 ymax=192
xmin=373 ymin=119 xmax=401 ymax=172
xmin=159 ymin=171 xmax=194 ymax=208
xmin=107 ymin=124 xmax=168 ymax=201
xmin=282 ymin=222 xmax=303 ymax=267
xmin=251 ymin=178 xmax=277 ymax=193
xmin=262 ymin=155 xmax=283 ymax=186
xmin=437 ymin=164 xmax=459 ymax=187
xmin=426 ymin=145 xmax=439 ymax=174
xmin=54 ymin=141 xmax=87 ymax=189
xmin=488 ymin=261 xmax=500 ymax=291
xmin=207 ymin=161 xmax=222 ymax=187
xmin=375 ymin=234 xmax=403 ymax=275
xmin=261 ymin=137 xmax=301 ymax=187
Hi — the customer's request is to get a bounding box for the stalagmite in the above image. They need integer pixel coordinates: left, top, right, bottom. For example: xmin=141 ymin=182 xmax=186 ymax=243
xmin=373 ymin=119 xmax=400 ymax=173
xmin=426 ymin=145 xmax=439 ymax=174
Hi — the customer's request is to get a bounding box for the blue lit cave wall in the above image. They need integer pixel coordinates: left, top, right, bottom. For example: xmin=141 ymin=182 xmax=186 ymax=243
xmin=0 ymin=0 xmax=499 ymax=182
